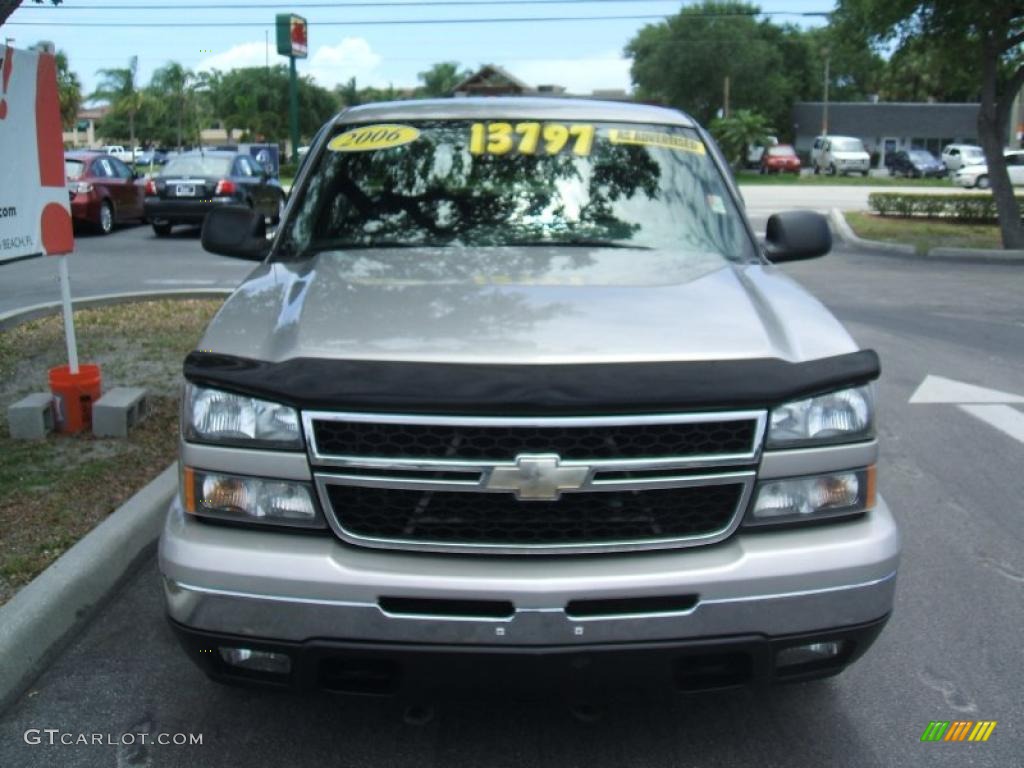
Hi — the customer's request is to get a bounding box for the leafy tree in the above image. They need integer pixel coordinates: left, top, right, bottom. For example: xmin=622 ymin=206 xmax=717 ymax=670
xmin=797 ymin=26 xmax=887 ymax=103
xmin=835 ymin=0 xmax=1024 ymax=248
xmin=0 ymin=0 xmax=62 ymax=26
xmin=91 ymin=56 xmax=144 ymax=151
xmin=336 ymin=77 xmax=363 ymax=108
xmin=334 ymin=78 xmax=401 ymax=107
xmin=416 ymin=62 xmax=470 ymax=97
xmin=27 ymin=42 xmax=81 ymax=129
xmin=877 ymin=36 xmax=982 ymax=102
xmin=627 ymin=2 xmax=800 ymax=131
xmin=53 ymin=50 xmax=81 ymax=130
xmin=202 ymin=66 xmax=337 ymax=145
xmin=709 ymin=110 xmax=774 ymax=168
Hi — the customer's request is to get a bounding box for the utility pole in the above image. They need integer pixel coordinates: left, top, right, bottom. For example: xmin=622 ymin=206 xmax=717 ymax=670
xmin=723 ymin=76 xmax=730 ymax=119
xmin=821 ymin=49 xmax=830 ymax=136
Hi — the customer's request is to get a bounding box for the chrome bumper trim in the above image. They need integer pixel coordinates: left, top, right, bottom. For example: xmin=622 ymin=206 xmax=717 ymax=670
xmin=164 ymin=570 xmax=896 ymax=646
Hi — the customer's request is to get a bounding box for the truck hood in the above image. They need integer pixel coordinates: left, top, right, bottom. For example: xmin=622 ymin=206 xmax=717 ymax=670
xmin=201 ymin=246 xmax=857 ymax=365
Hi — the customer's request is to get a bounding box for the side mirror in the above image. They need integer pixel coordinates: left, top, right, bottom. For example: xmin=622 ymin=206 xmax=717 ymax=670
xmin=201 ymin=206 xmax=271 ymax=261
xmin=763 ymin=211 xmax=831 ymax=262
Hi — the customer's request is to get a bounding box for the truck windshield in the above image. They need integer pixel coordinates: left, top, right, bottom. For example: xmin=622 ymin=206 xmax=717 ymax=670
xmin=278 ymin=120 xmax=756 ymax=262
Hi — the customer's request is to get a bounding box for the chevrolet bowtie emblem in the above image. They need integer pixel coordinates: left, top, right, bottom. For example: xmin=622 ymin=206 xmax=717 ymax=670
xmin=485 ymin=454 xmax=589 ymax=501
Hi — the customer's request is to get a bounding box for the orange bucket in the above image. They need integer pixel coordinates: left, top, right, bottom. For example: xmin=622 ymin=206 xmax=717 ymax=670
xmin=48 ymin=364 xmax=102 ymax=434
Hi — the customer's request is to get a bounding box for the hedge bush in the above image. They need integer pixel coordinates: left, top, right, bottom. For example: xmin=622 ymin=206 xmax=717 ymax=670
xmin=867 ymin=192 xmax=1022 ymax=221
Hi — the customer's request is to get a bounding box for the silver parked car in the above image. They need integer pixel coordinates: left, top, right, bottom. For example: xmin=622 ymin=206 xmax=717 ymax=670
xmin=161 ymin=98 xmax=899 ymax=695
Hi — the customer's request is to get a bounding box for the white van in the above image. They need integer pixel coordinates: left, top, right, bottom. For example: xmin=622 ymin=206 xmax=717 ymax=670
xmin=812 ymin=136 xmax=870 ymax=176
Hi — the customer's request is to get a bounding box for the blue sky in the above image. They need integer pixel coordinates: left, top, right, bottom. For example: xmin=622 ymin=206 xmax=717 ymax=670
xmin=3 ymin=0 xmax=833 ymax=97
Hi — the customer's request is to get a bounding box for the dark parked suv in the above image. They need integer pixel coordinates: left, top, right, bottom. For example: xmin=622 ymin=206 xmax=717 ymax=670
xmin=144 ymin=150 xmax=284 ymax=237
xmin=885 ymin=149 xmax=946 ymax=178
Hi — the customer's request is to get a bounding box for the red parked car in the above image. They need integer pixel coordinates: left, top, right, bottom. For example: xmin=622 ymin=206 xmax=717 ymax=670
xmin=759 ymin=144 xmax=802 ymax=175
xmin=65 ymin=151 xmax=146 ymax=235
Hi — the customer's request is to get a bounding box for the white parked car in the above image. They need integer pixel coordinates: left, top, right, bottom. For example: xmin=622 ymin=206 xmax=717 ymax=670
xmin=941 ymin=144 xmax=985 ymax=172
xmin=953 ymin=150 xmax=1024 ymax=189
xmin=812 ymin=136 xmax=870 ymax=176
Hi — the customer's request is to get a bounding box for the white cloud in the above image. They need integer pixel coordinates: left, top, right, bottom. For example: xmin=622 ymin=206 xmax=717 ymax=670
xmin=197 ymin=42 xmax=269 ymax=73
xmin=197 ymin=37 xmax=384 ymax=89
xmin=307 ymin=37 xmax=384 ymax=89
xmin=501 ymin=53 xmax=633 ymax=95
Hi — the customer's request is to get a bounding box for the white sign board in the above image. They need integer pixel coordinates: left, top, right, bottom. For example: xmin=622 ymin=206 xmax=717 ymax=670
xmin=0 ymin=45 xmax=75 ymax=264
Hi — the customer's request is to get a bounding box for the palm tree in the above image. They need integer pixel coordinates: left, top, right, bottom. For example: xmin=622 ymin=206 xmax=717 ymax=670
xmin=91 ymin=56 xmax=143 ymax=153
xmin=150 ymin=62 xmax=197 ymax=150
xmin=336 ymin=77 xmax=362 ymax=108
xmin=417 ymin=62 xmax=470 ymax=97
xmin=709 ymin=110 xmax=775 ymax=170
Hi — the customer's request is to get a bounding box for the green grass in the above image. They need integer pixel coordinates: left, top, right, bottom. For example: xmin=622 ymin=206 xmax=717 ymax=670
xmin=844 ymin=211 xmax=1003 ymax=254
xmin=0 ymin=299 xmax=223 ymax=605
xmin=737 ymin=171 xmax=950 ymax=187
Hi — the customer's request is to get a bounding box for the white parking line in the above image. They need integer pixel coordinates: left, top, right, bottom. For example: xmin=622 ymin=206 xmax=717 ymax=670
xmin=957 ymin=405 xmax=1024 ymax=446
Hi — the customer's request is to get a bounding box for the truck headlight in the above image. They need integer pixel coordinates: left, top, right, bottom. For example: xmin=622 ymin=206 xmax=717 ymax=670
xmin=184 ymin=384 xmax=303 ymax=449
xmin=183 ymin=467 xmax=325 ymax=529
xmin=744 ymin=467 xmax=875 ymax=527
xmin=767 ymin=385 xmax=873 ymax=448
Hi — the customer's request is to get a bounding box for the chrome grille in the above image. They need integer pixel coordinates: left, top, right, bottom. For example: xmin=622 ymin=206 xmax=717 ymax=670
xmin=324 ymin=483 xmax=745 ymax=547
xmin=311 ymin=418 xmax=756 ymax=461
xmin=304 ymin=410 xmax=765 ymax=554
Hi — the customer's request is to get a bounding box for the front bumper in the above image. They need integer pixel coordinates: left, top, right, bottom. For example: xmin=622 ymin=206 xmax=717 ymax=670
xmin=160 ymin=493 xmax=899 ymax=650
xmin=171 ymin=615 xmax=891 ymax=694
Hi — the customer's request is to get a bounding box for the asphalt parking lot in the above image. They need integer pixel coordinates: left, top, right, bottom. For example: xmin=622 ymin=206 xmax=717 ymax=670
xmin=1 ymin=201 xmax=1022 ymax=767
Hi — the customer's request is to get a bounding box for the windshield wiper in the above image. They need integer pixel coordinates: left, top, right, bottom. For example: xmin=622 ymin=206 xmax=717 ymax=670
xmin=508 ymin=239 xmax=651 ymax=249
xmin=303 ymin=240 xmax=448 ymax=255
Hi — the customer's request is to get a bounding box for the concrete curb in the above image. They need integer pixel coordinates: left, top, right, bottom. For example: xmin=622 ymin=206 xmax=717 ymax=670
xmin=0 ymin=463 xmax=176 ymax=713
xmin=829 ymin=209 xmax=1024 ymax=264
xmin=0 ymin=289 xmax=232 ymax=332
xmin=828 ymin=209 xmax=916 ymax=256
xmin=927 ymin=245 xmax=1024 ymax=262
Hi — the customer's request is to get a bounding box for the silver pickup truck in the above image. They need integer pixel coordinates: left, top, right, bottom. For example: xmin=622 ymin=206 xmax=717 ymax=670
xmin=160 ymin=98 xmax=900 ymax=695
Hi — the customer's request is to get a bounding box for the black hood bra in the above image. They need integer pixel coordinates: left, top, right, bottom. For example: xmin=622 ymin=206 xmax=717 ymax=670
xmin=183 ymin=350 xmax=880 ymax=416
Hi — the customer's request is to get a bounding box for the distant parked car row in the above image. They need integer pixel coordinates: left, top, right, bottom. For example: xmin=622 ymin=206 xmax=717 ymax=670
xmin=66 ymin=149 xmax=285 ymax=236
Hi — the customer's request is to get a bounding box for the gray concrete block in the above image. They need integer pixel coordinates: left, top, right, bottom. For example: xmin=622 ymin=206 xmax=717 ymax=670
xmin=7 ymin=393 xmax=55 ymax=440
xmin=92 ymin=387 xmax=148 ymax=438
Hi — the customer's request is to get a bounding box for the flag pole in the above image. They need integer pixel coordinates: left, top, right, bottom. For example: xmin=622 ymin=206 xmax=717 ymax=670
xmin=57 ymin=254 xmax=79 ymax=374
